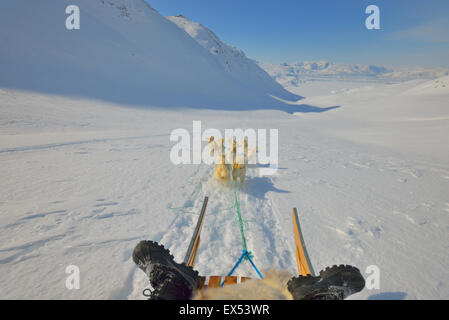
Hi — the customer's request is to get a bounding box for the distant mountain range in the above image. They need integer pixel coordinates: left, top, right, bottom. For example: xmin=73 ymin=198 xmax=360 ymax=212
xmin=259 ymin=61 xmax=449 ymax=87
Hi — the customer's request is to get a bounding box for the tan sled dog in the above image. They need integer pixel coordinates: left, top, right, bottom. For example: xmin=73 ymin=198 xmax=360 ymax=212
xmin=213 ymin=154 xmax=231 ymax=183
xmin=209 ymin=137 xmax=225 ymax=157
xmin=232 ymin=162 xmax=247 ymax=184
xmin=230 ymin=139 xmax=247 ymax=184
xmin=208 ymin=136 xmax=215 ymax=157
xmin=229 ymin=139 xmax=253 ymax=184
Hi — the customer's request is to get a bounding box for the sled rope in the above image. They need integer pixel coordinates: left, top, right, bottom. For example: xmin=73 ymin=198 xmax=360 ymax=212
xmin=222 ymin=182 xmax=263 ymax=285
xmin=234 ymin=187 xmax=248 ymax=252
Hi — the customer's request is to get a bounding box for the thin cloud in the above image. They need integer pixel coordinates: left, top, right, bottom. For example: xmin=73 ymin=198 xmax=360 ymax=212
xmin=391 ymin=20 xmax=449 ymax=44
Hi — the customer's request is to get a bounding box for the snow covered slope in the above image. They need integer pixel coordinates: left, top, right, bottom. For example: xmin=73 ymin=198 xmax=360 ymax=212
xmin=167 ymin=15 xmax=298 ymax=101
xmin=0 ymin=75 xmax=448 ymax=300
xmin=0 ymin=0 xmax=299 ymax=109
xmin=401 ymin=75 xmax=449 ymax=96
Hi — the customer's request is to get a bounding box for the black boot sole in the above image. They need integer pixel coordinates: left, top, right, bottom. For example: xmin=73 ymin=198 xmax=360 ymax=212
xmin=287 ymin=264 xmax=365 ymax=300
xmin=133 ymin=240 xmax=200 ymax=299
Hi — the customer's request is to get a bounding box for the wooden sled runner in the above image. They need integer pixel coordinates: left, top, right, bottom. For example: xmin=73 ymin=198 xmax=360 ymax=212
xmin=292 ymin=208 xmax=315 ymax=276
xmin=184 ymin=197 xmax=315 ymax=290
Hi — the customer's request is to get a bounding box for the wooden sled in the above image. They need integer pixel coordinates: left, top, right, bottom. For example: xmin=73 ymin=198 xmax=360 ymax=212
xmin=184 ymin=197 xmax=315 ymax=290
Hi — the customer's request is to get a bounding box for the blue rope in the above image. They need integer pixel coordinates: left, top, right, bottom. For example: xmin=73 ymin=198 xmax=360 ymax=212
xmin=221 ymin=250 xmax=263 ymax=286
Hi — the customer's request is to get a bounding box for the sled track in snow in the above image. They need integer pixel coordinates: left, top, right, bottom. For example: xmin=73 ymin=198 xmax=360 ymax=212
xmin=0 ymin=134 xmax=167 ymax=154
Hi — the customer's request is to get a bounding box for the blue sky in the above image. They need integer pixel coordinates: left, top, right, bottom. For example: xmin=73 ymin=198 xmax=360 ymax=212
xmin=146 ymin=0 xmax=449 ymax=68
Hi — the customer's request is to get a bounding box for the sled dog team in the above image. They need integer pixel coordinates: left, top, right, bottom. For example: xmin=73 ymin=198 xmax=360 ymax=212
xmin=208 ymin=136 xmax=257 ymax=185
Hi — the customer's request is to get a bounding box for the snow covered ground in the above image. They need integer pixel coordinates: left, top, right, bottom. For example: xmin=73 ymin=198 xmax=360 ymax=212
xmin=1 ymin=75 xmax=448 ymax=300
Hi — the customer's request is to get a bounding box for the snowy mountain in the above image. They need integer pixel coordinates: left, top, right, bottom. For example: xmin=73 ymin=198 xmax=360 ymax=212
xmin=167 ymin=15 xmax=296 ymax=100
xmin=0 ymin=0 xmax=299 ymax=109
xmin=260 ymin=61 xmax=449 ymax=87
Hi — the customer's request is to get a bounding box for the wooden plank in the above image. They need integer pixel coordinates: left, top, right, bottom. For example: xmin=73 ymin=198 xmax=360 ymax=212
xmin=223 ymin=276 xmax=238 ymax=285
xmin=207 ymin=276 xmax=222 ymax=288
xmin=292 ymin=208 xmax=315 ymax=276
xmin=184 ymin=196 xmax=209 ymax=267
xmin=198 ymin=275 xmax=252 ymax=290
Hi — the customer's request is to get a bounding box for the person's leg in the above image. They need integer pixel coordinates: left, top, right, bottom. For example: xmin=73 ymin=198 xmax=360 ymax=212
xmin=133 ymin=240 xmax=201 ymax=300
xmin=287 ymin=265 xmax=365 ymax=300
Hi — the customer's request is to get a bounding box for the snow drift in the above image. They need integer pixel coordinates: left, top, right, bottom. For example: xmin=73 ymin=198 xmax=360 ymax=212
xmin=0 ymin=0 xmax=300 ymax=110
